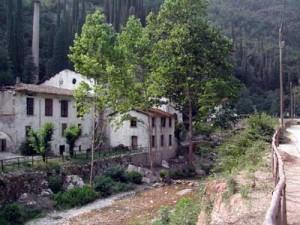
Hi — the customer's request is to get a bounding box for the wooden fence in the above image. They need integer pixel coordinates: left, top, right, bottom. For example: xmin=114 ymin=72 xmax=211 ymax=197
xmin=264 ymin=128 xmax=287 ymax=225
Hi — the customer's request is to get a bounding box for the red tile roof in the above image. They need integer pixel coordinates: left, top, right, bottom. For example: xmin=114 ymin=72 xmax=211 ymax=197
xmin=14 ymin=83 xmax=73 ymax=97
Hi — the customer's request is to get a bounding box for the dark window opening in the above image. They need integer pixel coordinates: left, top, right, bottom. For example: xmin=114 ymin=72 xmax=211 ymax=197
xmin=161 ymin=135 xmax=164 ymax=147
xmin=45 ymin=99 xmax=53 ymax=116
xmin=78 ymin=123 xmax=82 ymax=134
xmin=26 ymin=98 xmax=34 ymax=116
xmin=25 ymin=126 xmax=31 ymax=137
xmin=0 ymin=139 xmax=6 ymax=152
xmin=59 ymin=145 xmax=65 ymax=155
xmin=130 ymin=117 xmax=137 ymax=127
xmin=152 ymin=117 xmax=156 ymax=128
xmin=169 ymin=135 xmax=172 ymax=146
xmin=61 ymin=100 xmax=68 ymax=117
xmin=131 ymin=136 xmax=138 ymax=149
xmin=62 ymin=123 xmax=67 ymax=136
xmin=161 ymin=117 xmax=166 ymax=128
xmin=72 ymin=78 xmax=77 ymax=84
xmin=151 ymin=135 xmax=156 ymax=148
xmin=169 ymin=118 xmax=172 ymax=127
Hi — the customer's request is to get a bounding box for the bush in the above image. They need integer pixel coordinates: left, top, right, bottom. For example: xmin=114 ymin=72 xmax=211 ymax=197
xmin=126 ymin=171 xmax=143 ymax=184
xmin=94 ymin=176 xmax=115 ymax=196
xmin=19 ymin=140 xmax=36 ymax=156
xmin=0 ymin=203 xmax=41 ymax=225
xmin=169 ymin=165 xmax=196 ymax=180
xmin=54 ymin=186 xmax=98 ymax=209
xmin=112 ymin=145 xmax=130 ymax=152
xmin=48 ymin=176 xmax=63 ymax=194
xmin=153 ymin=198 xmax=199 ymax=225
xmin=94 ymin=175 xmax=133 ymax=197
xmin=103 ymin=166 xmax=127 ymax=182
xmin=214 ymin=113 xmax=276 ymax=174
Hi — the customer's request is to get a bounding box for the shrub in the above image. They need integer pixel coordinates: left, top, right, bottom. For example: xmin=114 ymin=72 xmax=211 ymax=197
xmin=54 ymin=186 xmax=98 ymax=209
xmin=126 ymin=171 xmax=143 ymax=184
xmin=111 ymin=182 xmax=133 ymax=193
xmin=112 ymin=145 xmax=130 ymax=152
xmin=0 ymin=203 xmax=41 ymax=225
xmin=240 ymin=185 xmax=251 ymax=199
xmin=94 ymin=176 xmax=115 ymax=196
xmin=153 ymin=198 xmax=199 ymax=225
xmin=103 ymin=166 xmax=127 ymax=182
xmin=223 ymin=177 xmax=237 ymax=200
xmin=48 ymin=176 xmax=63 ymax=194
xmin=19 ymin=140 xmax=36 ymax=156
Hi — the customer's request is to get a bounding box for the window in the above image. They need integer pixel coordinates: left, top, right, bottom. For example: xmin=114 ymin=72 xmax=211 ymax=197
xmin=59 ymin=145 xmax=65 ymax=155
xmin=26 ymin=98 xmax=34 ymax=116
xmin=61 ymin=100 xmax=68 ymax=117
xmin=161 ymin=117 xmax=166 ymax=128
xmin=130 ymin=117 xmax=137 ymax=127
xmin=25 ymin=126 xmax=31 ymax=137
xmin=152 ymin=117 xmax=156 ymax=128
xmin=169 ymin=118 xmax=172 ymax=127
xmin=169 ymin=135 xmax=172 ymax=146
xmin=131 ymin=136 xmax=138 ymax=149
xmin=151 ymin=135 xmax=156 ymax=148
xmin=45 ymin=99 xmax=53 ymax=116
xmin=160 ymin=135 xmax=164 ymax=147
xmin=62 ymin=123 xmax=67 ymax=136
xmin=0 ymin=139 xmax=6 ymax=152
xmin=78 ymin=123 xmax=82 ymax=134
xmin=72 ymin=78 xmax=77 ymax=84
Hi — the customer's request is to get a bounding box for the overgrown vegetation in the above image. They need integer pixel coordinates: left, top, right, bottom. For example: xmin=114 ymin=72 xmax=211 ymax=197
xmin=0 ymin=203 xmax=41 ymax=225
xmin=94 ymin=166 xmax=141 ymax=197
xmin=54 ymin=186 xmax=98 ymax=209
xmin=28 ymin=123 xmax=54 ymax=162
xmin=214 ymin=113 xmax=276 ymax=174
xmin=64 ymin=125 xmax=81 ymax=158
xmin=152 ymin=198 xmax=199 ymax=225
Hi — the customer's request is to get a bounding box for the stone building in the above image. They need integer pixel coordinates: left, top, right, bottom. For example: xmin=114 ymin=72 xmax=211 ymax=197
xmin=107 ymin=109 xmax=178 ymax=156
xmin=0 ymin=70 xmax=94 ymax=154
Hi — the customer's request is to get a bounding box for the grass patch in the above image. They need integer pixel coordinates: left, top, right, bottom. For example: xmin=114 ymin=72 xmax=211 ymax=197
xmin=152 ymin=198 xmax=199 ymax=225
xmin=214 ymin=113 xmax=276 ymax=174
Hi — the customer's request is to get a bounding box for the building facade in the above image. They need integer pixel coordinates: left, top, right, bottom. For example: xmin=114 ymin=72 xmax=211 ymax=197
xmin=107 ymin=109 xmax=177 ymax=153
xmin=0 ymin=70 xmax=94 ymax=154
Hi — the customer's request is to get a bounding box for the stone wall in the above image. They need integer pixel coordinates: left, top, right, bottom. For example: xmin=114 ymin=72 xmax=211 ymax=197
xmin=0 ymin=149 xmax=176 ymax=204
xmin=0 ymin=171 xmax=47 ymax=205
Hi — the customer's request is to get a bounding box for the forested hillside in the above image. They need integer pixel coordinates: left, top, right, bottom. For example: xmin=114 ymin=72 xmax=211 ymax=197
xmin=208 ymin=0 xmax=300 ymax=114
xmin=0 ymin=0 xmax=162 ymax=85
xmin=1 ymin=0 xmax=300 ymax=115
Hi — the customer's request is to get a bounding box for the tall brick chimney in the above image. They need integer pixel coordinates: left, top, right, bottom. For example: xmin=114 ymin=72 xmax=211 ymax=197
xmin=32 ymin=0 xmax=40 ymax=84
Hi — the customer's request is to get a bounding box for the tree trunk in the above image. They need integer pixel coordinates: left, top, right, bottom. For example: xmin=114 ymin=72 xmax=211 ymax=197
xmin=187 ymin=87 xmax=193 ymax=165
xmin=148 ymin=116 xmax=153 ymax=171
xmin=89 ymin=104 xmax=97 ymax=187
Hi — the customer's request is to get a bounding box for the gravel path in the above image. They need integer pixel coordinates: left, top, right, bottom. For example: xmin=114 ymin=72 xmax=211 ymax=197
xmin=26 ymin=190 xmax=139 ymax=225
xmin=278 ymin=125 xmax=300 ymax=225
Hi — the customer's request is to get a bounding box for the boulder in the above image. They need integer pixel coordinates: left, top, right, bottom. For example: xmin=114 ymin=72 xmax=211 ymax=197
xmin=18 ymin=193 xmax=37 ymax=207
xmin=161 ymin=160 xmax=170 ymax=169
xmin=63 ymin=175 xmax=85 ymax=191
xmin=40 ymin=188 xmax=53 ymax=197
xmin=176 ymin=188 xmax=193 ymax=196
xmin=196 ymin=169 xmax=206 ymax=177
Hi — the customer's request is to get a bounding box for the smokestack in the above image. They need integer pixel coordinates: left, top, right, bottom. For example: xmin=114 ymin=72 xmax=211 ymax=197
xmin=32 ymin=0 xmax=40 ymax=84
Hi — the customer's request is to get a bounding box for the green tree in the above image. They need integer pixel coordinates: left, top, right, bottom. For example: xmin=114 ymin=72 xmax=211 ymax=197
xmin=148 ymin=0 xmax=240 ymax=164
xmin=64 ymin=125 xmax=81 ymax=158
xmin=28 ymin=123 xmax=54 ymax=162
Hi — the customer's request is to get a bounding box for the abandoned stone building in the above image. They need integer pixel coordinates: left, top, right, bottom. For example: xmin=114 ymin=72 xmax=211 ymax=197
xmin=0 ymin=70 xmax=94 ymax=154
xmin=0 ymin=69 xmax=181 ymax=156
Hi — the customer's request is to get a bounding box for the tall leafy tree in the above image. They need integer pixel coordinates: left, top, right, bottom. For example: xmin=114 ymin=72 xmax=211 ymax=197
xmin=148 ymin=0 xmax=240 ymax=164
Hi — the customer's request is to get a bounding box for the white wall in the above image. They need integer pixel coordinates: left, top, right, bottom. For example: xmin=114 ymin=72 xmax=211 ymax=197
xmin=108 ymin=110 xmax=177 ymax=152
xmin=42 ymin=69 xmax=94 ymax=90
xmin=12 ymin=93 xmax=93 ymax=154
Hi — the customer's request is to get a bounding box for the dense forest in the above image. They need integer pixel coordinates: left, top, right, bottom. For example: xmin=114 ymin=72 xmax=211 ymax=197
xmin=0 ymin=0 xmax=162 ymax=84
xmin=1 ymin=0 xmax=300 ymax=115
